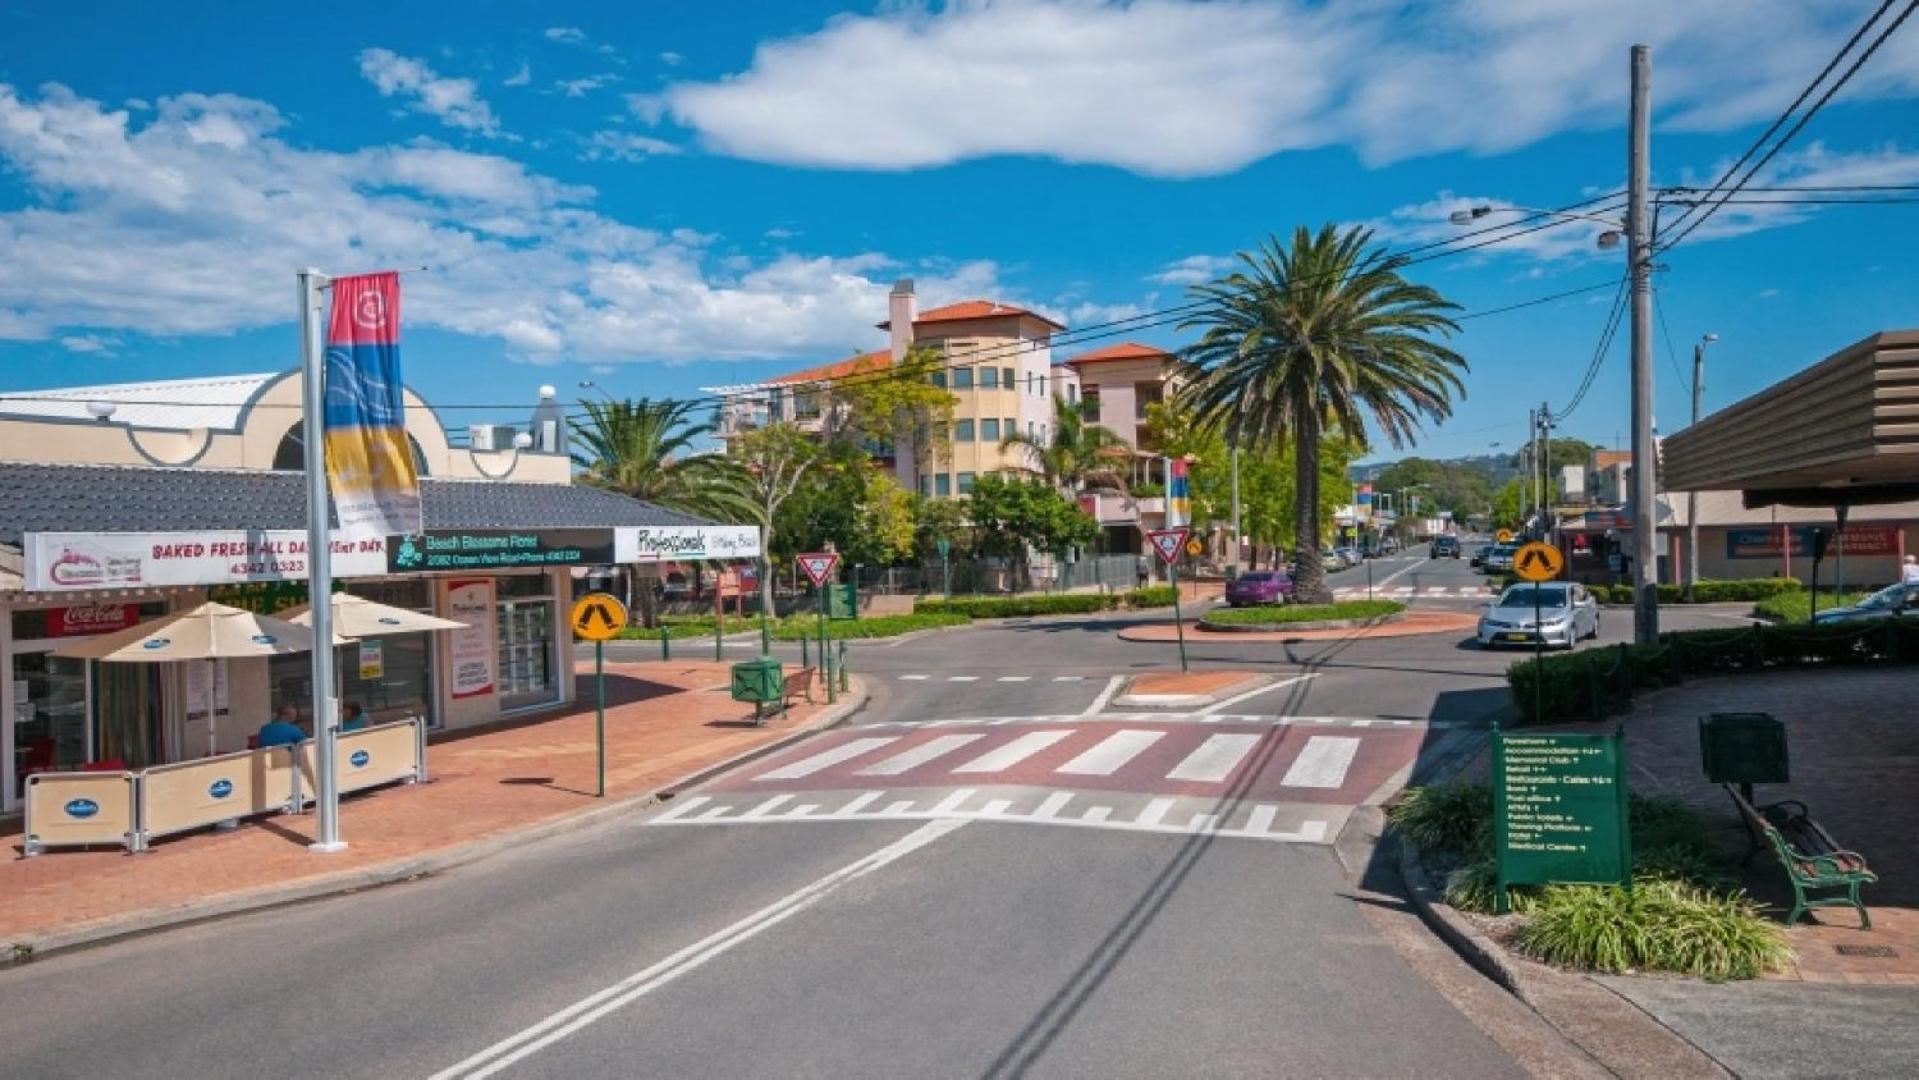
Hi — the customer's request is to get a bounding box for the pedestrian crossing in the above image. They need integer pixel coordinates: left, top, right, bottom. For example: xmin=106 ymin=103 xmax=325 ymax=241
xmin=865 ymin=713 xmax=1455 ymax=729
xmin=649 ymin=787 xmax=1337 ymax=845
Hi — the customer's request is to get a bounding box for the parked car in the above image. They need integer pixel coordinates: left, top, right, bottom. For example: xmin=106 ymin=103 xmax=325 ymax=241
xmin=1811 ymin=582 xmax=1919 ymax=625
xmin=1335 ymin=545 xmax=1365 ymax=567
xmin=1469 ymin=544 xmax=1490 ymax=568
xmin=1477 ymin=582 xmax=1600 ymax=649
xmin=1430 ymin=535 xmax=1461 ymax=559
xmin=1319 ymin=548 xmax=1347 ymax=570
xmin=1482 ymin=544 xmax=1517 ymax=573
xmin=1225 ymin=570 xmax=1295 ymax=607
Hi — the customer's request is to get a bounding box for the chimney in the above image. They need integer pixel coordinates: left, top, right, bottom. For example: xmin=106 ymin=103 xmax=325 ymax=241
xmin=888 ymin=278 xmax=916 ymax=363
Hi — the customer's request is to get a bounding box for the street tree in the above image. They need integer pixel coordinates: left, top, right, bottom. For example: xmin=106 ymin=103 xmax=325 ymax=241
xmin=999 ymin=395 xmax=1132 ymax=493
xmin=829 ymin=346 xmax=957 ymax=473
xmin=1179 ymin=225 xmax=1466 ymax=603
xmin=730 ymin=422 xmax=821 ymax=618
xmin=966 ymin=473 xmax=1099 ymax=590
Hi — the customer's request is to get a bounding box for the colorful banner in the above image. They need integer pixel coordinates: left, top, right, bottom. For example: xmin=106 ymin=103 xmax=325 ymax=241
xmin=1165 ymin=458 xmax=1191 ymax=528
xmin=325 ymin=271 xmax=422 ymax=541
xmin=1357 ymin=484 xmax=1373 ymax=520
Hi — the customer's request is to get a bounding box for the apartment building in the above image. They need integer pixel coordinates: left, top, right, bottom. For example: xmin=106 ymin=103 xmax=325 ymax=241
xmin=1055 ymin=341 xmax=1191 ymax=553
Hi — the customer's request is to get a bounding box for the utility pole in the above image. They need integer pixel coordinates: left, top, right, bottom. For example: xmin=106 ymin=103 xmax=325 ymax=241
xmin=1627 ymin=43 xmax=1658 ymax=644
xmin=1523 ymin=408 xmax=1537 ymax=533
xmin=1538 ymin=402 xmax=1552 ymax=541
xmin=1229 ymin=443 xmax=1242 ymax=575
xmin=1685 ymin=334 xmax=1717 ymax=602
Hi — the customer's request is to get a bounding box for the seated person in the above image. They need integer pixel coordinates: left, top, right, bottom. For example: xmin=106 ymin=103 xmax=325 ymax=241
xmin=256 ymin=705 xmax=308 ymax=747
xmin=341 ymin=702 xmax=368 ymax=733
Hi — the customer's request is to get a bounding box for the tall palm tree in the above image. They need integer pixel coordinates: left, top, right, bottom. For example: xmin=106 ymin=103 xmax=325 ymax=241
xmin=998 ymin=395 xmax=1133 ymax=493
xmin=1179 ymin=225 xmax=1466 ymax=603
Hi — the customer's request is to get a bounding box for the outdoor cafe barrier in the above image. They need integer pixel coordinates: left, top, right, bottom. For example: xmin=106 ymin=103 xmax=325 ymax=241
xmin=21 ymin=718 xmax=427 ymax=856
xmin=23 ymin=771 xmax=140 ymax=856
xmin=141 ymin=744 xmax=300 ymax=847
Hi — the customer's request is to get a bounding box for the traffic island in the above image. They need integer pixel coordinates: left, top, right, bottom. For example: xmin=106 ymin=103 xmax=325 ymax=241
xmin=1112 ymin=670 xmax=1268 ymax=710
xmin=1118 ymin=607 xmax=1476 ymax=643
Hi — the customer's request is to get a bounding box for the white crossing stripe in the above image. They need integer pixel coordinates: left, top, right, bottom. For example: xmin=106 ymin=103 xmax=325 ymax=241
xmin=1056 ymin=730 xmax=1166 ymax=776
xmin=929 ymin=789 xmax=977 ymax=814
xmin=949 ymin=676 xmax=980 ymax=682
xmin=1166 ymin=733 xmax=1261 ymax=782
xmin=1244 ymin=805 xmax=1279 ymax=834
xmin=899 ymin=674 xmax=930 ymax=681
xmin=742 ymin=794 xmax=794 ymax=819
xmin=996 ymin=676 xmax=1031 ymax=682
xmin=1279 ymin=735 xmax=1362 ymax=789
xmin=1052 ymin=675 xmax=1087 ymax=682
xmin=1136 ymin=798 xmax=1176 ymax=826
xmin=855 ymin=734 xmax=986 ymax=776
xmin=651 ymin=796 xmax=710 ymax=823
xmin=832 ymin=792 xmax=883 ymax=816
xmin=979 ymin=798 xmax=1014 ymax=815
xmin=952 ymin=730 xmax=1073 ymax=773
xmin=756 ymin=736 xmax=898 ymax=780
xmin=1082 ymin=806 xmax=1113 ymax=823
xmin=1033 ymin=792 xmax=1074 ymax=818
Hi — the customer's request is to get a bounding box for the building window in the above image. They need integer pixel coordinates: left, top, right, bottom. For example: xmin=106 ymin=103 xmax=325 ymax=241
xmin=952 ymin=368 xmax=974 ymax=389
xmin=935 ymin=474 xmax=951 ymax=497
xmin=930 ymin=371 xmax=947 ymax=389
xmin=1003 ymin=367 xmax=1015 ymax=390
xmin=920 ymin=475 xmax=932 ymax=497
xmin=794 ymin=391 xmax=821 ymax=420
xmin=980 ymin=367 xmax=998 ymax=389
xmin=1067 ymin=384 xmax=1079 ymax=403
xmin=1004 ymin=417 xmax=1015 ymax=438
xmin=1028 ymin=420 xmax=1037 ymax=438
xmin=981 ymin=418 xmax=999 ymax=441
xmin=954 ymin=419 xmax=975 ymax=442
xmin=958 ymin=472 xmax=977 ymax=494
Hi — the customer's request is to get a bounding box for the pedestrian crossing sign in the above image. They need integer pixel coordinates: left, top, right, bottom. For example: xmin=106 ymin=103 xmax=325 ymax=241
xmin=1148 ymin=528 xmax=1189 ymax=566
xmin=797 ymin=552 xmax=840 ymax=587
xmin=570 ymin=592 xmax=628 ymax=642
xmin=1513 ymin=541 xmax=1564 ymax=582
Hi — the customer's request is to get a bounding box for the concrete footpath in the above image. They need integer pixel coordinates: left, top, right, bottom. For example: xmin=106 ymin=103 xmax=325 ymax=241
xmin=0 ymin=659 xmax=862 ymax=958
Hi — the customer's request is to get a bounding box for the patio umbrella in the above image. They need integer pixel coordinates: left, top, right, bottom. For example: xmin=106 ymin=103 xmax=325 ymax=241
xmin=279 ymin=592 xmax=467 ymax=638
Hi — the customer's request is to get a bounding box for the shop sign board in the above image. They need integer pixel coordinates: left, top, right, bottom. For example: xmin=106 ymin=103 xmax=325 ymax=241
xmin=387 ymin=529 xmax=615 ymax=573
xmin=358 ymin=639 xmax=386 ymax=680
xmin=615 ymin=526 xmax=762 ymax=563
xmin=446 ymin=579 xmax=495 ymax=699
xmin=1724 ymin=524 xmax=1899 ymax=560
xmin=24 ymin=531 xmax=386 ymax=591
xmin=37 ymin=603 xmax=142 ymax=638
xmin=1493 ymin=731 xmax=1632 ymax=906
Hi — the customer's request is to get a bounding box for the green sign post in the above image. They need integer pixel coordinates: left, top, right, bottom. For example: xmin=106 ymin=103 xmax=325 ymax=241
xmin=1147 ymin=528 xmax=1189 ymax=672
xmin=798 ymin=552 xmax=839 ymax=704
xmin=937 ymin=537 xmax=952 ymax=607
xmin=1492 ymin=728 xmax=1632 ymax=912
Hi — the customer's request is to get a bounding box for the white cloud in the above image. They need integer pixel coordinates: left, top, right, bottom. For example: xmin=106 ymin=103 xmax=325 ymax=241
xmin=544 ymin=27 xmax=586 ymax=44
xmin=358 ymin=48 xmax=503 ymax=137
xmin=555 ymin=74 xmax=620 ymax=98
xmin=1149 ymin=254 xmax=1237 ymax=286
xmin=1759 ymin=288 xmax=1781 ymax=298
xmin=59 ymin=334 xmax=116 ymax=354
xmin=653 ymin=0 xmax=1919 ymax=177
xmin=0 ymin=82 xmax=1027 ymax=364
xmin=582 ymin=131 xmax=680 ymax=163
xmin=659 ymin=51 xmax=684 ymax=67
xmin=504 ymin=63 xmax=532 ymax=88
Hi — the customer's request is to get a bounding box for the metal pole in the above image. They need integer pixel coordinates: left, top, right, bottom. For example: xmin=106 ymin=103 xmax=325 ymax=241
xmin=1686 ymin=340 xmax=1704 ymax=602
xmin=1168 ymin=559 xmax=1189 ymax=672
xmin=297 ymin=266 xmax=345 ymax=853
xmin=1628 ymin=43 xmax=1659 ymax=644
xmin=819 ymin=583 xmax=835 ymax=704
xmin=1230 ymin=444 xmax=1242 ymax=576
xmin=595 ymin=641 xmax=606 ymax=798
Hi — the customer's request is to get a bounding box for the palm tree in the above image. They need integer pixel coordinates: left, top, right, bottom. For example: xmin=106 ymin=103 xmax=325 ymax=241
xmin=1179 ymin=225 xmax=1466 ymax=603
xmin=998 ymin=395 xmax=1132 ymax=494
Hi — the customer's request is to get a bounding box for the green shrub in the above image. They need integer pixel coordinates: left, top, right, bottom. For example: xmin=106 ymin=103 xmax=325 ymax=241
xmin=614 ymin=615 xmax=726 ymax=641
xmin=1389 ymin=782 xmax=1492 ymax=855
xmin=1129 ymin=481 xmax=1165 ymax=497
xmin=1689 ymin=578 xmax=1802 ymax=603
xmin=1518 ymin=880 xmax=1791 ymax=981
xmin=772 ymin=612 xmax=968 ymax=640
xmin=1629 ymin=793 xmax=1713 ymax=856
xmin=915 ymin=593 xmax=1116 ymax=618
xmin=1123 ymin=585 xmax=1178 ymax=609
xmin=1753 ymin=589 xmax=1869 ymax=624
xmin=1202 ymin=599 xmax=1405 ymax=626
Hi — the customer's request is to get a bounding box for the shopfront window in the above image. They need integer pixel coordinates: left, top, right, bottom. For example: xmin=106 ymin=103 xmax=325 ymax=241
xmin=12 ymin=654 xmax=88 ymax=789
xmin=496 ymin=574 xmax=559 ymax=710
xmin=10 ymin=601 xmax=167 ymax=799
xmin=267 ymin=579 xmax=435 ymax=726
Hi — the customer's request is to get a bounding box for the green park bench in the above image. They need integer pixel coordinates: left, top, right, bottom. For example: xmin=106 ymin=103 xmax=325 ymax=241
xmin=1726 ymin=784 xmax=1876 ymax=929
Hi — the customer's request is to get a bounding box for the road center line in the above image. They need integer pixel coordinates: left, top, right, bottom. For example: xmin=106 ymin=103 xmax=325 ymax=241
xmin=1195 ymin=673 xmax=1319 ymax=716
xmin=1371 ymin=556 xmax=1431 ymax=591
xmin=430 ymin=818 xmax=968 ymax=1080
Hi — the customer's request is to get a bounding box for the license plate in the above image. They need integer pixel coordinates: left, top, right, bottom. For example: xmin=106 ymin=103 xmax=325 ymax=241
xmin=1501 ymin=632 xmax=1532 ymax=642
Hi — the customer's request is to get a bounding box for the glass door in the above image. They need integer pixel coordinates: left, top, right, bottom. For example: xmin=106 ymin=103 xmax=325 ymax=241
xmin=12 ymin=652 xmax=90 ymax=797
xmin=495 ymin=599 xmax=557 ymax=711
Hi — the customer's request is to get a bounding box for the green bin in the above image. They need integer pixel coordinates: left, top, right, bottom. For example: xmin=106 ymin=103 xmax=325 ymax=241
xmin=729 ymin=658 xmax=785 ymax=704
xmin=827 ymin=582 xmax=858 ymax=620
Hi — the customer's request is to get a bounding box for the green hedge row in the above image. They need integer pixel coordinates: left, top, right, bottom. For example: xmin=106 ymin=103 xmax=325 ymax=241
xmin=918 ymin=593 xmax=1117 ymax=618
xmin=1507 ymin=617 xmax=1919 ymax=724
xmin=1201 ymin=600 xmax=1406 ymax=626
xmin=1584 ymin=578 xmax=1804 ymax=605
xmin=1123 ymin=585 xmax=1178 ymax=609
xmin=1752 ymin=589 xmax=1869 ymax=624
xmin=769 ymin=611 xmax=969 ymax=640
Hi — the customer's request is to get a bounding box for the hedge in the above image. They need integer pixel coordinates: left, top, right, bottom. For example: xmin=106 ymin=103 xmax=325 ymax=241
xmin=916 ymin=593 xmax=1117 ymax=618
xmin=1122 ymin=585 xmax=1178 ymax=609
xmin=1586 ymin=578 xmax=1803 ymax=605
xmin=770 ymin=611 xmax=969 ymax=640
xmin=1507 ymin=617 xmax=1919 ymax=724
xmin=1753 ymin=589 xmax=1869 ymax=624
xmin=1201 ymin=599 xmax=1406 ymax=626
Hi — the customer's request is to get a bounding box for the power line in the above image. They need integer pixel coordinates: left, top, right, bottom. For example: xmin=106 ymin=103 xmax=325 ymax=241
xmin=1551 ymin=277 xmax=1631 ymax=424
xmin=1661 ymin=196 xmax=1919 ymax=206
xmin=1660 ymin=0 xmax=1918 ymax=252
xmin=1664 ymin=183 xmax=1919 ymax=193
xmin=1653 ymin=287 xmax=1689 ymax=396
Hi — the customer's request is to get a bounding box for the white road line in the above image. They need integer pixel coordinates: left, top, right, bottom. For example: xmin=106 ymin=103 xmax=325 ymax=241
xmin=1052 ymin=675 xmax=1087 ymax=682
xmin=429 ymin=818 xmax=967 ymax=1080
xmin=949 ymin=675 xmax=980 ymax=682
xmin=1243 ymin=805 xmax=1279 ymax=835
xmin=1166 ymin=733 xmax=1262 ymax=782
xmin=1279 ymin=735 xmax=1362 ymax=789
xmin=1136 ymin=798 xmax=1176 ymax=826
xmin=695 ymin=805 xmax=734 ymax=820
xmin=883 ymin=800 xmax=917 ymax=814
xmin=755 ymin=736 xmax=898 ymax=781
xmin=952 ymin=731 xmax=1072 ymax=773
xmin=979 ymin=798 xmax=1014 ymax=816
xmin=996 ymin=675 xmax=1032 ymax=682
xmin=741 ymin=794 xmax=793 ymax=819
xmin=1195 ymin=673 xmax=1319 ymax=716
xmin=1056 ymin=730 xmax=1166 ymax=776
xmin=832 ymin=792 xmax=883 ymax=816
xmin=1187 ymin=812 xmax=1219 ymax=832
xmin=855 ymin=733 xmax=986 ymax=776
xmin=1081 ymin=674 xmax=1127 ymax=716
xmin=786 ymin=804 xmax=821 ymax=817
xmin=1373 ymin=556 xmax=1431 ymax=590
xmin=1082 ymin=806 xmax=1113 ymax=823
xmin=650 ymin=796 xmax=710 ymax=823
xmin=929 ymin=789 xmax=977 ymax=814
xmin=899 ymin=674 xmax=930 ymax=681
xmin=1033 ymin=792 xmax=1074 ymax=819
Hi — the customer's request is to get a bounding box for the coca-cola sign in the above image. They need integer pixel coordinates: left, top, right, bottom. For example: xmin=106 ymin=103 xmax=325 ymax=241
xmin=48 ymin=604 xmax=142 ymax=638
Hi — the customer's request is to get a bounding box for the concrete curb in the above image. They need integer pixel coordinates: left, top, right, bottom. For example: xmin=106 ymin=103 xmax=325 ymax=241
xmin=3 ymin=680 xmax=870 ymax=966
xmin=1199 ymin=611 xmax=1407 ymax=633
xmin=1112 ymin=672 xmax=1268 ymax=711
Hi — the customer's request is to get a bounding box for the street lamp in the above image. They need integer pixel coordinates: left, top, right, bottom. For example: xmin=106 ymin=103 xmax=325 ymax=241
xmin=1448 ymin=204 xmax=1626 ymax=249
xmin=1684 ymin=332 xmax=1719 ymax=601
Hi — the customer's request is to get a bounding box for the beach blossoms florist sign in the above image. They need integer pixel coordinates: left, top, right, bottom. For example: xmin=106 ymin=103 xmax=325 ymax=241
xmin=615 ymin=526 xmax=762 ymax=563
xmin=387 ymin=530 xmax=615 ymax=573
xmin=24 ymin=532 xmax=387 ymax=591
xmin=324 ymin=271 xmax=423 ymax=542
xmin=1493 ymin=730 xmax=1632 ymax=911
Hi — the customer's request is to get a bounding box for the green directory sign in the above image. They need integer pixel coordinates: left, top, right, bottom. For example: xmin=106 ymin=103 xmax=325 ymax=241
xmin=1493 ymin=730 xmax=1632 ymax=910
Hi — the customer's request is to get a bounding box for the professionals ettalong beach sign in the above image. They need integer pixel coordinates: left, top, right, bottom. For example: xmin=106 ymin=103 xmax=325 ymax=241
xmin=386 ymin=530 xmax=615 ymax=573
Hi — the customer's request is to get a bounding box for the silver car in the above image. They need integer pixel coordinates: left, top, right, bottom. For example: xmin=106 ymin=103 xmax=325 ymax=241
xmin=1477 ymin=582 xmax=1600 ymax=649
xmin=1811 ymin=582 xmax=1919 ymax=625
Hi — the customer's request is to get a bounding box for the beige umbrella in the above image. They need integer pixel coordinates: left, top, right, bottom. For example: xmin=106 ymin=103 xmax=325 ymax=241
xmin=280 ymin=592 xmax=467 ymax=638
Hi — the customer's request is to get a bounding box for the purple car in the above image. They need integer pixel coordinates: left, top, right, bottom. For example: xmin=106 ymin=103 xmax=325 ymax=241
xmin=1225 ymin=570 xmax=1294 ymax=607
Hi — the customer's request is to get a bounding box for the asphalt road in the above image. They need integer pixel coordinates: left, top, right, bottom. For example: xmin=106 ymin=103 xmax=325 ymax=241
xmin=0 ymin=552 xmax=1734 ymax=1077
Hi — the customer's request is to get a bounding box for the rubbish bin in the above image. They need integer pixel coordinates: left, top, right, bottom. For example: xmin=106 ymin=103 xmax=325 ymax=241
xmin=730 ymin=658 xmax=785 ymax=707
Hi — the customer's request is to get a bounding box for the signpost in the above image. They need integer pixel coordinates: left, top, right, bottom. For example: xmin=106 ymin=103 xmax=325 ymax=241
xmin=570 ymin=591 xmax=628 ymax=798
xmin=798 ymin=552 xmax=840 ymax=704
xmin=1512 ymin=540 xmax=1565 ymax=724
xmin=1493 ymin=730 xmax=1632 ymax=911
xmin=936 ymin=537 xmax=952 ymax=607
xmin=1148 ymin=528 xmax=1190 ymax=672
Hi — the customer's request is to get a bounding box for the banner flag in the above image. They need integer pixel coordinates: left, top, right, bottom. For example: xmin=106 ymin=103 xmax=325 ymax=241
xmin=1166 ymin=457 xmax=1191 ymax=528
xmin=323 ymin=272 xmax=422 ymax=541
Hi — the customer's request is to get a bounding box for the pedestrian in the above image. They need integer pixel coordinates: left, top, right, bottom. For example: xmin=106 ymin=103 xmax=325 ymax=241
xmin=256 ymin=705 xmax=307 ymax=747
xmin=1136 ymin=553 xmax=1150 ymax=587
xmin=1903 ymin=555 xmax=1919 ymax=586
xmin=341 ymin=701 xmax=368 ymax=733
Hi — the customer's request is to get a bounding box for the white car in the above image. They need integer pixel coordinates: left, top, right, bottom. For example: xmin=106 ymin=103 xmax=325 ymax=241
xmin=1477 ymin=582 xmax=1600 ymax=649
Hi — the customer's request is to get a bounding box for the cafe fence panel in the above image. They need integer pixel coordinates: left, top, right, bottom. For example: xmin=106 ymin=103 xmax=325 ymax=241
xmin=295 ymin=718 xmax=426 ymax=802
xmin=141 ymin=746 xmax=299 ymax=844
xmin=24 ymin=771 xmax=139 ymax=855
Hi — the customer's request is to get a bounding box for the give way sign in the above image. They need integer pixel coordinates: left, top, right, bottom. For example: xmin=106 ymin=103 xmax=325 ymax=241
xmin=1147 ymin=528 xmax=1189 ymax=566
xmin=797 ymin=552 xmax=840 ymax=587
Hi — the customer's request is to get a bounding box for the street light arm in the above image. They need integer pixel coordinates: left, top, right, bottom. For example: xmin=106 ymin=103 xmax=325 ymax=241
xmin=1449 ymin=204 xmax=1626 ymax=229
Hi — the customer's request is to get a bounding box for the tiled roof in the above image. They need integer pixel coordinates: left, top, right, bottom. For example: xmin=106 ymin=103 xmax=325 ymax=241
xmin=878 ymin=300 xmax=1067 ymax=332
xmin=1066 ymin=342 xmax=1177 ymax=365
xmin=768 ymin=349 xmax=889 ymax=387
xmin=0 ymin=372 xmax=284 ymax=431
xmin=0 ymin=462 xmax=715 ymax=548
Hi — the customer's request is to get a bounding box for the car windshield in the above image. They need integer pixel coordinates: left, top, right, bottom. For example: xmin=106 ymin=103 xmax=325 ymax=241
xmin=1497 ymin=584 xmax=1568 ymax=608
xmin=1858 ymin=583 xmax=1910 ymax=610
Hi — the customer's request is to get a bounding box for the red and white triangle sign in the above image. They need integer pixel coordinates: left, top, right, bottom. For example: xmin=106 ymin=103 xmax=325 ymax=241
xmin=1147 ymin=527 xmax=1189 ymax=566
xmin=797 ymin=552 xmax=840 ymax=587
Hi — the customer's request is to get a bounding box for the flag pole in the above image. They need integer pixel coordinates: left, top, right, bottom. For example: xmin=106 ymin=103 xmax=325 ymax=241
xmin=299 ymin=267 xmax=346 ymax=853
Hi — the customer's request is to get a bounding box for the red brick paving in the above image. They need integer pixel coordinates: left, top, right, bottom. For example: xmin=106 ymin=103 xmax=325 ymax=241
xmin=1124 ymin=670 xmax=1256 ymax=698
xmin=0 ymin=660 xmax=842 ymax=945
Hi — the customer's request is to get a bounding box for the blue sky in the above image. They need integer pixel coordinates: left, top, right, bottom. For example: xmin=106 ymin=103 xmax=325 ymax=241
xmin=1 ymin=0 xmax=1916 ymax=462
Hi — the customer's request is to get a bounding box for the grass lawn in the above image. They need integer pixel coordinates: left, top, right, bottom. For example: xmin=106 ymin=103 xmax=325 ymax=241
xmin=1202 ymin=599 xmax=1406 ymax=626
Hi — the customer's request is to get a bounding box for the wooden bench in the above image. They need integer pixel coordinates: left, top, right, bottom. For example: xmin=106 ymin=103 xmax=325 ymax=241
xmin=1726 ymin=784 xmax=1876 ymax=929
